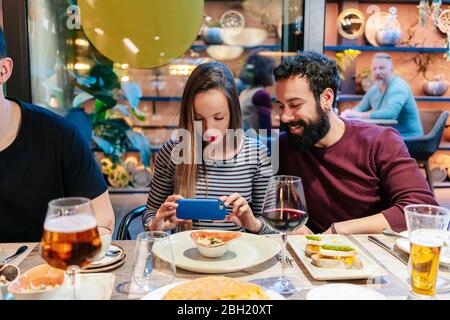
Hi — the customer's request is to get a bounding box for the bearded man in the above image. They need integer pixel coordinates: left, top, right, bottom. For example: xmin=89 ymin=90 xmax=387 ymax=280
xmin=273 ymin=51 xmax=436 ymax=234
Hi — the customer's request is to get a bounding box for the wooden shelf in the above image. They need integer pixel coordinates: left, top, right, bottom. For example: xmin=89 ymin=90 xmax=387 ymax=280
xmin=439 ymin=141 xmax=450 ymax=151
xmin=191 ymin=44 xmax=282 ymax=51
xmin=117 ymin=96 xmax=182 ymax=102
xmin=324 ymin=45 xmax=448 ymax=53
xmin=434 ymin=182 xmax=450 ymax=188
xmin=337 ymin=94 xmax=450 ymax=102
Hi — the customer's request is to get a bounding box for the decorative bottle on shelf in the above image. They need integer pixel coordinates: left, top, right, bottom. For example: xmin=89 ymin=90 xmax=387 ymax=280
xmin=375 ymin=7 xmax=401 ymax=46
xmin=423 ymin=74 xmax=449 ymax=96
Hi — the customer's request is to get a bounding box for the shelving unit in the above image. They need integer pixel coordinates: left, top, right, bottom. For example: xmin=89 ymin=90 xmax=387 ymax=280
xmin=325 ymin=0 xmax=450 ymax=189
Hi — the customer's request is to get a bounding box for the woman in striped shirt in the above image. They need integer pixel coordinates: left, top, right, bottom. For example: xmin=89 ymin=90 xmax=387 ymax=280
xmin=143 ymin=62 xmax=273 ymax=234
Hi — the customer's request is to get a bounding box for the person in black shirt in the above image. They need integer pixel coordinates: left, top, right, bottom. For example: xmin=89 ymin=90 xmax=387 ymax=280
xmin=0 ymin=28 xmax=114 ymax=242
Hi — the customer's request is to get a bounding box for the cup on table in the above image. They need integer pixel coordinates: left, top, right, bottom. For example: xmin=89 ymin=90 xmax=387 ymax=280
xmin=94 ymin=226 xmax=112 ymax=261
xmin=405 ymin=204 xmax=450 ymax=300
xmin=131 ymin=231 xmax=176 ymax=293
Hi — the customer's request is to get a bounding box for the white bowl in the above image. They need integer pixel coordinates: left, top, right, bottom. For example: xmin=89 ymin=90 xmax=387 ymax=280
xmin=190 ymin=231 xmax=241 ymax=258
xmin=206 ymin=45 xmax=243 ymax=61
xmin=196 ymin=242 xmax=229 ymax=258
xmin=8 ymin=264 xmax=64 ymax=300
xmin=94 ymin=227 xmax=112 ymax=261
xmin=222 ymin=27 xmax=268 ymax=47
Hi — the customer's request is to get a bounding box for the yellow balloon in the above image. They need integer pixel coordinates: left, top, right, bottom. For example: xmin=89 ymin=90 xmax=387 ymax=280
xmin=78 ymin=0 xmax=204 ymax=68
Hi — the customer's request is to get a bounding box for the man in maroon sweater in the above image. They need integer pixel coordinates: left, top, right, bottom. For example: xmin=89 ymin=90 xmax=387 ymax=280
xmin=273 ymin=52 xmax=437 ymax=234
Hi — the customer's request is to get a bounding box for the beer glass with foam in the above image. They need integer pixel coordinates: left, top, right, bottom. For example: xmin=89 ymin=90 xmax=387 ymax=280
xmin=40 ymin=197 xmax=101 ymax=300
xmin=405 ymin=205 xmax=450 ymax=299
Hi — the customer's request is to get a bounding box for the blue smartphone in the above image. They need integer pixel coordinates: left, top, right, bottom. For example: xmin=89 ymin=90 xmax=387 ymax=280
xmin=175 ymin=199 xmax=227 ymax=220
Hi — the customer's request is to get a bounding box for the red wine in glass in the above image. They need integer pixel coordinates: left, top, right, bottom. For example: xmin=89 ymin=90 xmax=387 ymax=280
xmin=260 ymin=175 xmax=308 ymax=295
xmin=263 ymin=208 xmax=308 ymax=233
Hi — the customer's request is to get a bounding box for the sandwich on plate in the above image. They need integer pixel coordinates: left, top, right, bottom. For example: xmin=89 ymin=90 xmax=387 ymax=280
xmin=304 ymin=235 xmax=323 ymax=257
xmin=310 ymin=244 xmax=364 ymax=270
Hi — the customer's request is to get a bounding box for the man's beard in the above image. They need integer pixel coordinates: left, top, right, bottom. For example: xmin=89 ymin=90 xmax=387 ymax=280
xmin=285 ymin=104 xmax=331 ymax=152
xmin=374 ymin=79 xmax=385 ymax=88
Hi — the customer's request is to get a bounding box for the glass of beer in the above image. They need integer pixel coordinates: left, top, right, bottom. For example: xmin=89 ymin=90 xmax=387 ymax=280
xmin=405 ymin=205 xmax=450 ymax=299
xmin=40 ymin=197 xmax=101 ymax=300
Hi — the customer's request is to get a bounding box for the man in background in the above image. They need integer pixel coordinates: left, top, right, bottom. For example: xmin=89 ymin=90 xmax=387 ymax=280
xmin=341 ymin=52 xmax=423 ymax=137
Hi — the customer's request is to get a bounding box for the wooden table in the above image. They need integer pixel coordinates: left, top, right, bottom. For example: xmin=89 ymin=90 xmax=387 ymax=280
xmin=2 ymin=235 xmax=450 ymax=300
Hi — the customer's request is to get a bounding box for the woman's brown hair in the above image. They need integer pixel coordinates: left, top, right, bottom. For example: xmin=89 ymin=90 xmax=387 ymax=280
xmin=175 ymin=61 xmax=242 ymax=198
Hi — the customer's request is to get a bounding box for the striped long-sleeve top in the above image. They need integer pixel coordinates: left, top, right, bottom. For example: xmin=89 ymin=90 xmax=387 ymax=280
xmin=143 ymin=135 xmax=274 ymax=234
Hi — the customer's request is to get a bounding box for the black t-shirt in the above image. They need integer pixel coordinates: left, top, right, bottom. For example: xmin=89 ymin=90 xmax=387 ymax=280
xmin=0 ymin=99 xmax=107 ymax=242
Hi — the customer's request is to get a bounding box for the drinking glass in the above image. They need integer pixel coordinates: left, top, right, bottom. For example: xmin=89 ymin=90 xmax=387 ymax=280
xmin=405 ymin=204 xmax=450 ymax=300
xmin=131 ymin=231 xmax=176 ymax=293
xmin=261 ymin=175 xmax=308 ymax=295
xmin=40 ymin=197 xmax=101 ymax=300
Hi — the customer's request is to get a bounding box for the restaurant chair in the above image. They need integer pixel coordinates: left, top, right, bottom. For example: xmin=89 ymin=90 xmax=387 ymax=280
xmin=403 ymin=110 xmax=449 ymax=194
xmin=116 ymin=205 xmax=146 ymax=240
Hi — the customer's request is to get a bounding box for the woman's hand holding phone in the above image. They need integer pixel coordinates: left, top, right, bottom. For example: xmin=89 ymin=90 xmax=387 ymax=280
xmin=150 ymin=194 xmax=188 ymax=231
xmin=220 ymin=193 xmax=262 ymax=233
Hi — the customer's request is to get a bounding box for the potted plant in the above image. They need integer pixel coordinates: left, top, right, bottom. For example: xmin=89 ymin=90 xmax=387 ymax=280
xmin=69 ymin=57 xmax=152 ymax=187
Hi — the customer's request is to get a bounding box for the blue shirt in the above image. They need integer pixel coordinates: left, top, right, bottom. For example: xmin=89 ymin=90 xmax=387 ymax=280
xmin=354 ymin=75 xmax=423 ymax=137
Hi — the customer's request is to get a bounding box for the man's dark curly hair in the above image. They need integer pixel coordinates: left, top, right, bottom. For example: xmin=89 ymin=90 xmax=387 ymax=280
xmin=273 ymin=51 xmax=339 ymax=109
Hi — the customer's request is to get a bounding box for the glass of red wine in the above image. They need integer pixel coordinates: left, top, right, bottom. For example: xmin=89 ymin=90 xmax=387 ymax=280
xmin=261 ymin=175 xmax=308 ymax=295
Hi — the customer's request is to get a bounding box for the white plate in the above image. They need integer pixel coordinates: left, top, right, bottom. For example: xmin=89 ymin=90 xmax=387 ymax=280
xmin=288 ymin=235 xmax=384 ymax=280
xmin=55 ymin=273 xmax=115 ymax=300
xmin=88 ymin=244 xmax=124 ymax=268
xmin=80 ymin=254 xmax=127 ymax=273
xmin=141 ymin=281 xmax=285 ymax=300
xmin=395 ymin=231 xmax=450 ymax=266
xmin=307 ymin=283 xmax=387 ymax=300
xmin=152 ymin=231 xmax=281 ymax=274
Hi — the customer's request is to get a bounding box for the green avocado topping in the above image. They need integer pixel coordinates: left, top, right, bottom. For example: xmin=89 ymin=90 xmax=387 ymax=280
xmin=305 ymin=235 xmax=322 ymax=241
xmin=321 ymin=244 xmax=354 ymax=252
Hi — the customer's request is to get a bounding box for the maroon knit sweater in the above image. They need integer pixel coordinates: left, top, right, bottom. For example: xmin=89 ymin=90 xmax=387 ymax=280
xmin=278 ymin=118 xmax=437 ymax=233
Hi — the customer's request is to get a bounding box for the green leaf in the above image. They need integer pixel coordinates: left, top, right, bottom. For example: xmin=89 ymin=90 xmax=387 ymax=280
xmin=112 ymin=104 xmax=132 ymax=117
xmin=126 ymin=131 xmax=152 ymax=167
xmin=130 ymin=107 xmax=145 ymax=122
xmin=93 ymin=136 xmax=115 ymax=155
xmin=95 ymin=118 xmax=132 ymax=131
xmin=121 ymin=82 xmax=142 ymax=109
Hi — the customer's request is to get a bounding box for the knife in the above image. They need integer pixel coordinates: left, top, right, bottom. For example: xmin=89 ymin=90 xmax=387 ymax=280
xmin=368 ymin=236 xmax=409 ymax=265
